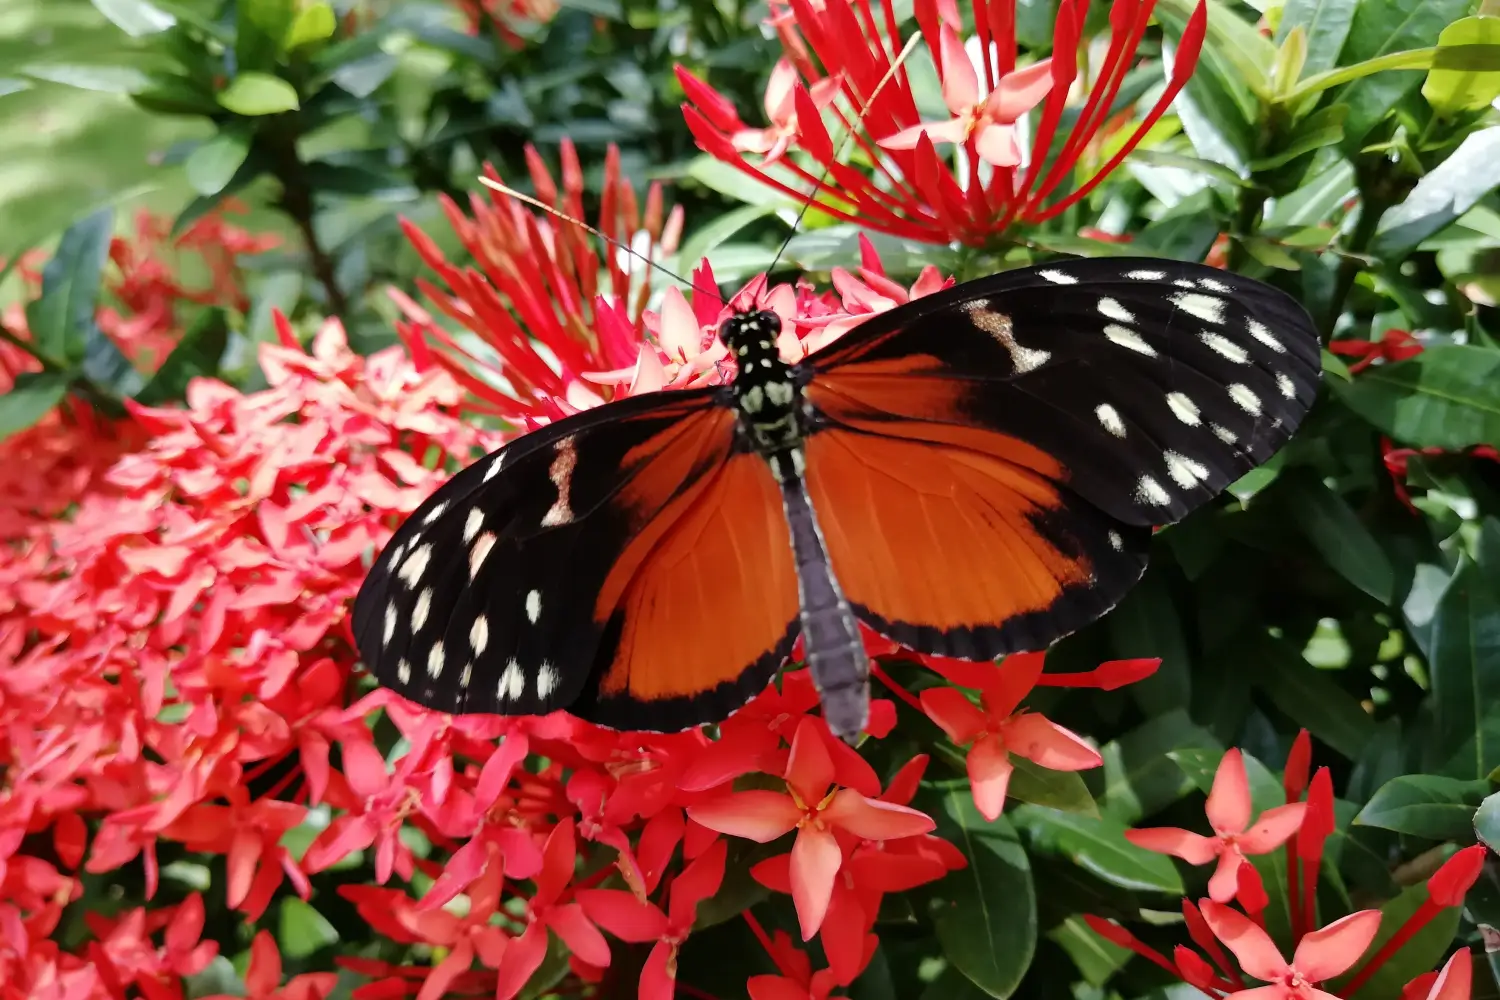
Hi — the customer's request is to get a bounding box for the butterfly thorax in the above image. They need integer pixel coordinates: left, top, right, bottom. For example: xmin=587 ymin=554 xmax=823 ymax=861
xmin=722 ymin=310 xmax=804 ymax=479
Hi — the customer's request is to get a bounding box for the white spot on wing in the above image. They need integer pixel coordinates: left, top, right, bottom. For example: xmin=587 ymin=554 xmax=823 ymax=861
xmin=469 ymin=532 xmax=497 ymax=579
xmin=1200 ymin=332 xmax=1249 ymax=363
xmin=463 ymin=508 xmax=484 ymax=543
xmin=537 ymin=662 xmax=559 ymax=700
xmin=1212 ymin=424 xmax=1238 ymax=444
xmin=459 ymin=663 xmax=473 ymax=688
xmin=1198 ymin=277 xmax=1232 ymax=293
xmin=427 ymin=641 xmax=446 ymax=678
xmin=1126 ymin=269 xmax=1166 ymax=280
xmin=1105 ymin=324 xmax=1157 ymax=357
xmin=422 ymin=501 xmax=449 ymax=525
xmin=397 ymin=659 xmax=411 ymax=684
xmin=540 ymin=436 xmax=577 ymax=527
xmin=1171 ymin=292 xmax=1226 ymax=325
xmin=1098 ymin=297 xmax=1135 ymax=323
xmin=964 ymin=303 xmax=1050 ymax=373
xmin=1095 ymin=404 xmax=1127 ymax=438
xmin=1228 ymin=383 xmax=1262 ymax=415
xmin=1108 ymin=530 xmax=1123 ymax=551
xmin=383 ymin=603 xmax=397 ymax=646
xmin=470 ymin=615 xmax=490 ymax=655
xmin=483 ymin=453 xmax=505 ymax=482
xmin=1136 ymin=475 xmax=1171 ymax=506
xmin=1277 ymin=373 xmax=1297 ymax=399
xmin=498 ymin=659 xmax=525 ymax=701
xmin=1164 ymin=451 xmax=1211 ymax=489
xmin=526 ymin=590 xmax=541 ymax=624
xmin=1166 ymin=392 xmax=1201 ymax=426
xmin=413 ymin=588 xmax=432 ymax=632
xmin=1248 ymin=319 xmax=1285 ymax=353
xmin=397 ymin=544 xmax=433 ymax=588
xmin=1040 ymin=269 xmax=1077 ymax=284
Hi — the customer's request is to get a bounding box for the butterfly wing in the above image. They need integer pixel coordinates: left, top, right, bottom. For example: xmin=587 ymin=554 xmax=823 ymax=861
xmin=353 ymin=388 xmax=796 ymax=726
xmin=798 ymin=257 xmax=1320 ymax=658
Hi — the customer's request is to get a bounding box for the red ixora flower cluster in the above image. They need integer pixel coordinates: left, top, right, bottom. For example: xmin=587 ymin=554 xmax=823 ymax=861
xmin=1090 ymin=735 xmax=1485 ymax=1000
xmin=678 ymin=0 xmax=1207 ymax=245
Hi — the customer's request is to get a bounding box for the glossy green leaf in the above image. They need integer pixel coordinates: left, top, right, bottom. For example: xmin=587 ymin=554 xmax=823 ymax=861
xmin=21 ymin=64 xmax=150 ymax=94
xmin=1354 ymin=774 xmax=1488 ymax=838
xmin=1251 ymin=105 xmax=1347 ymax=172
xmin=285 ymin=2 xmax=337 ymax=48
xmin=1251 ymin=635 xmax=1375 ymax=759
xmin=330 ymin=53 xmax=399 ymax=99
xmin=1010 ymin=805 xmax=1183 ymax=894
xmin=1049 ymin=915 xmax=1133 ymax=986
xmin=1108 ymin=571 xmax=1191 ymax=714
xmin=185 ymin=131 xmax=251 ymax=197
xmin=1276 ymin=0 xmax=1359 ymax=76
xmin=135 ymin=309 xmax=229 ymax=406
xmin=1427 ymin=558 xmax=1500 ymax=778
xmin=1474 ymin=789 xmax=1500 ymax=851
xmin=1373 ymin=127 xmax=1500 ymax=259
xmin=1332 ymin=874 xmax=1464 ymax=1000
xmin=1424 ymin=16 xmax=1500 ymax=114
xmin=91 ymin=0 xmax=175 ymax=35
xmin=0 ymin=373 xmax=73 ymax=443
xmin=1278 ymin=470 xmax=1394 ymax=602
xmin=926 ymin=787 xmax=1037 ymax=998
xmin=217 ymin=72 xmax=300 ymax=115
xmin=1335 ymin=345 xmax=1500 ymax=450
xmin=1334 ymin=0 xmax=1472 ymax=150
xmin=1098 ymin=711 xmax=1222 ymax=824
xmin=1006 ymin=758 xmax=1099 ymax=816
xmin=0 ymin=78 xmax=29 ymax=98
xmin=24 ymin=208 xmax=114 ymax=363
xmin=277 ymin=898 xmax=337 ymax=959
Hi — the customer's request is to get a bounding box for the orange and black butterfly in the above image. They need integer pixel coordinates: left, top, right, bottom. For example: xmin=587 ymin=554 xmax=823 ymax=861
xmin=352 ymin=258 xmax=1320 ymax=740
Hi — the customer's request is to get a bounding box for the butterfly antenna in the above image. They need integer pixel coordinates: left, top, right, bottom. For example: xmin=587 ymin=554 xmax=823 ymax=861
xmin=762 ymin=31 xmax=924 ymax=280
xmin=477 ymin=175 xmax=726 ymax=306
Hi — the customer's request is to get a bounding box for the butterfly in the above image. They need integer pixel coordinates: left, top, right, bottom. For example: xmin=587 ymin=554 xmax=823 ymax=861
xmin=352 ymin=257 xmax=1320 ymax=741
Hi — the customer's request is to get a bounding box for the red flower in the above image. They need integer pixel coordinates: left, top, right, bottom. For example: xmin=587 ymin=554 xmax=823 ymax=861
xmin=678 ymin=0 xmax=1208 ymax=245
xmin=1201 ymin=902 xmax=1380 ymax=1000
xmin=919 ymin=651 xmax=1103 ymax=820
xmin=201 ymin=932 xmax=337 ymax=1000
xmin=1329 ymin=328 xmax=1423 ymax=374
xmin=1126 ymin=748 xmax=1305 ymax=903
xmin=687 ymin=718 xmax=935 ymax=939
xmin=579 ymin=838 xmax=728 ymax=1000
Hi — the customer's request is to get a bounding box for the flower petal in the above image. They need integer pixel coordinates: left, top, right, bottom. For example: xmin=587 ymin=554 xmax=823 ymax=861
xmin=1003 ymin=714 xmax=1101 ymax=771
xmin=918 ymin=687 xmax=986 ymax=744
xmin=1424 ymin=949 xmax=1473 ymax=1000
xmin=1123 ymin=828 xmax=1219 ymax=866
xmin=937 ymin=24 xmax=979 ymax=114
xmin=984 ymin=58 xmax=1054 ymax=122
xmin=495 ymin=922 xmax=550 ymax=1000
xmin=823 ymin=789 xmax=936 ymax=841
xmin=577 ymin=890 xmax=669 ymax=943
xmin=656 ymin=287 xmax=701 ymax=361
xmin=968 ymin=734 xmax=1014 ymax=821
xmin=786 ymin=717 xmax=836 ymax=804
xmin=1238 ymin=802 xmax=1308 ymax=854
xmin=973 ymin=123 xmax=1021 ymax=167
xmin=789 ymin=826 xmax=842 ymax=940
xmin=1207 ymin=849 xmax=1245 ymax=904
xmin=547 ymin=903 xmax=611 ymax=969
xmin=639 ymin=940 xmax=678 ymax=1000
xmin=764 ymin=58 xmax=799 ymax=122
xmin=988 ymin=651 xmax=1045 ymax=717
xmin=687 ymin=791 xmax=802 ymax=843
xmin=1292 ymin=909 xmax=1382 ymax=982
xmin=1206 ymin=748 xmax=1252 ymax=834
xmin=1200 ymin=899 xmax=1290 ymax=982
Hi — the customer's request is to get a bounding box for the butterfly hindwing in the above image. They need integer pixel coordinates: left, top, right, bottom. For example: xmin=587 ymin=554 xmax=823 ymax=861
xmin=798 ymin=257 xmax=1319 ymax=658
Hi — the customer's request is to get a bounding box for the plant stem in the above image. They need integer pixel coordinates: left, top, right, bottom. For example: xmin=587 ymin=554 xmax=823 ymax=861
xmin=266 ymin=125 xmax=351 ymax=324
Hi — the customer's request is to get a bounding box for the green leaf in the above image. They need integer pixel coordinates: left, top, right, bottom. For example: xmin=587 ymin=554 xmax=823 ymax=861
xmin=1251 ymin=105 xmax=1347 ymax=172
xmin=237 ymin=0 xmax=298 ymax=70
xmin=217 ymin=72 xmax=300 ymax=115
xmin=285 ymin=2 xmax=336 ymax=48
xmin=0 ymin=78 xmax=29 ymax=98
xmin=1251 ymin=634 xmax=1375 ymax=759
xmin=1331 ymin=874 xmax=1465 ymax=1000
xmin=329 ymin=53 xmax=399 ymax=99
xmin=0 ymin=373 xmax=73 ymax=442
xmin=1278 ymin=470 xmax=1395 ymax=602
xmin=1424 ymin=16 xmax=1500 ymax=114
xmin=1427 ymin=558 xmax=1500 ymax=778
xmin=1333 ymin=0 xmax=1474 ymax=150
xmin=925 ymin=787 xmax=1037 ymax=998
xmin=1006 ymin=758 xmax=1099 ymax=816
xmin=1475 ymin=789 xmax=1500 ymax=851
xmin=135 ymin=309 xmax=228 ymax=406
xmin=686 ymin=155 xmax=798 ymax=209
xmin=1170 ymin=747 xmax=1287 ymax=814
xmin=1108 ymin=571 xmax=1191 ymax=714
xmin=1372 ymin=127 xmax=1500 ymax=259
xmin=91 ymin=0 xmax=175 ymax=35
xmin=1355 ymin=774 xmax=1488 ymax=838
xmin=1276 ymin=0 xmax=1359 ymax=76
xmin=675 ymin=203 xmax=780 ymax=273
xmin=24 ymin=208 xmax=115 ymax=364
xmin=20 ymin=64 xmax=150 ymax=94
xmin=277 ymin=898 xmax=337 ymax=959
xmin=1336 ymin=345 xmax=1500 ymax=450
xmin=1010 ymin=805 xmax=1183 ymax=894
xmin=1048 ymin=915 xmax=1133 ymax=986
xmin=1098 ymin=710 xmax=1223 ymax=823
xmin=185 ymin=131 xmax=252 ymax=197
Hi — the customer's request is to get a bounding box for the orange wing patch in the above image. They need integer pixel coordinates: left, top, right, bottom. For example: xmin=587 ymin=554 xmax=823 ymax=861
xmin=598 ymin=451 xmax=798 ymax=701
xmin=804 ymin=427 xmax=1091 ymax=632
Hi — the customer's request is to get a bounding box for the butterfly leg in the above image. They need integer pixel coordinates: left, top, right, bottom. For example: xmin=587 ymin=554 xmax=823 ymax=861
xmin=772 ymin=448 xmax=869 ymax=742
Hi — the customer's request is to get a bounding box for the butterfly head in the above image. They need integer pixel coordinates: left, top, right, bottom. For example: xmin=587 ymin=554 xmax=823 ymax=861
xmin=720 ymin=310 xmax=782 ymax=357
